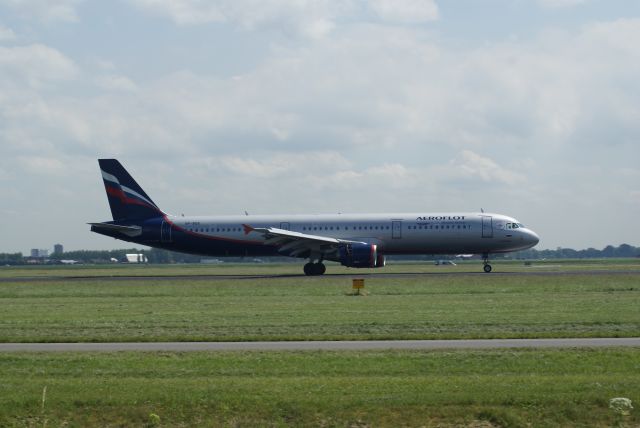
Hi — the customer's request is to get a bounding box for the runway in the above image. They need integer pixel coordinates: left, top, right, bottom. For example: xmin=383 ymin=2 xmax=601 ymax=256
xmin=1 ymin=338 xmax=639 ymax=352
xmin=2 ymin=269 xmax=639 ymax=283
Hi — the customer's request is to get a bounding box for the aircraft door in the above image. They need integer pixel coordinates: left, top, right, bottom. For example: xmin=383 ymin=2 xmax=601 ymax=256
xmin=392 ymin=220 xmax=402 ymax=239
xmin=280 ymin=222 xmax=290 ymax=231
xmin=481 ymin=216 xmax=493 ymax=238
xmin=161 ymin=220 xmax=172 ymax=243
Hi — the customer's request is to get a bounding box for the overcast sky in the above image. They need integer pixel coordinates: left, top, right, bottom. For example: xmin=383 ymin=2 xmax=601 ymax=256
xmin=1 ymin=0 xmax=639 ymax=253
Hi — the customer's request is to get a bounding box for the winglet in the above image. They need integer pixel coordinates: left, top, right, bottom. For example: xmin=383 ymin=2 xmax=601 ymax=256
xmin=242 ymin=224 xmax=255 ymax=235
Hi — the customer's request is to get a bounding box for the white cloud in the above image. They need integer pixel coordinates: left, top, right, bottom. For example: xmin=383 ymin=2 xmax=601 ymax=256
xmin=205 ymin=151 xmax=352 ymax=178
xmin=127 ymin=0 xmax=225 ymax=25
xmin=95 ymin=75 xmax=138 ymax=92
xmin=18 ymin=156 xmax=66 ymax=176
xmin=128 ymin=0 xmax=347 ymax=37
xmin=0 ymin=0 xmax=84 ymax=23
xmin=0 ymin=44 xmax=78 ymax=88
xmin=537 ymin=0 xmax=587 ymax=8
xmin=450 ymin=150 xmax=525 ymax=185
xmin=370 ymin=0 xmax=438 ymax=23
xmin=127 ymin=0 xmax=438 ymax=37
xmin=0 ymin=24 xmax=16 ymax=41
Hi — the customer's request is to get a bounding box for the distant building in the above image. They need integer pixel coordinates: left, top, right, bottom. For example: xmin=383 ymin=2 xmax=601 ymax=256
xmin=54 ymin=244 xmax=63 ymax=255
xmin=30 ymin=249 xmax=49 ymax=258
xmin=125 ymin=254 xmax=148 ymax=263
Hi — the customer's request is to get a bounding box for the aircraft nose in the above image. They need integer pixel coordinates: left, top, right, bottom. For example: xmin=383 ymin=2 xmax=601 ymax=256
xmin=526 ymin=230 xmax=540 ymax=247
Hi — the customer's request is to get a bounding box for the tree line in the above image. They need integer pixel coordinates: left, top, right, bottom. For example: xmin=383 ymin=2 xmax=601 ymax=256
xmin=0 ymin=243 xmax=638 ymax=265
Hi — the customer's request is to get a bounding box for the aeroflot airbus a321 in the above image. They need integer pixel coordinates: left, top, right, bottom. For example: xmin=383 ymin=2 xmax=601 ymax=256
xmin=90 ymin=159 xmax=539 ymax=275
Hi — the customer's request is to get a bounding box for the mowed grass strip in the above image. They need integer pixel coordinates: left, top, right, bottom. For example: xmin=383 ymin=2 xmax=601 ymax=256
xmin=0 ymin=348 xmax=638 ymax=427
xmin=1 ymin=258 xmax=639 ymax=278
xmin=1 ymin=272 xmax=639 ymax=342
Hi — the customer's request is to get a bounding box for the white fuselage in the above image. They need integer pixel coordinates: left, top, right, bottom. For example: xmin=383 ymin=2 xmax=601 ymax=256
xmin=167 ymin=212 xmax=539 ymax=255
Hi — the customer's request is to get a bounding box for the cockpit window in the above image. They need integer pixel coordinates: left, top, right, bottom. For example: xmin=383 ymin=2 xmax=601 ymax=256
xmin=507 ymin=222 xmax=525 ymax=229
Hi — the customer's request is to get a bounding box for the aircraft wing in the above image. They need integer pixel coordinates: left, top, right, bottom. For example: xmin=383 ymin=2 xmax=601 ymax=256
xmin=245 ymin=225 xmax=358 ymax=259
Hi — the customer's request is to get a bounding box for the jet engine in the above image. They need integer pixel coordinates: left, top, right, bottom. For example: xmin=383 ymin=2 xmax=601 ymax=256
xmin=338 ymin=243 xmax=383 ymax=268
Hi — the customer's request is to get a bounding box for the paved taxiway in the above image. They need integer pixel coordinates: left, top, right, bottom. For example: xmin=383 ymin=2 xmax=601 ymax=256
xmin=2 ymin=269 xmax=639 ymax=283
xmin=1 ymin=338 xmax=639 ymax=352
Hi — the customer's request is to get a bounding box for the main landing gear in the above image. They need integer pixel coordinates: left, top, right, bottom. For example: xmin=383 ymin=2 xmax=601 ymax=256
xmin=482 ymin=253 xmax=492 ymax=273
xmin=303 ymin=262 xmax=326 ymax=276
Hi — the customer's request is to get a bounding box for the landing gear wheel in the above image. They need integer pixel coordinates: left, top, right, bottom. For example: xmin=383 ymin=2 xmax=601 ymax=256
xmin=303 ymin=263 xmax=314 ymax=276
xmin=303 ymin=262 xmax=326 ymax=276
xmin=482 ymin=252 xmax=492 ymax=273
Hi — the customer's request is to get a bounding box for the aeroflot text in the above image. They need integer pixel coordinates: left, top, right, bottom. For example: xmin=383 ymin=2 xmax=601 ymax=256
xmin=416 ymin=216 xmax=466 ymax=221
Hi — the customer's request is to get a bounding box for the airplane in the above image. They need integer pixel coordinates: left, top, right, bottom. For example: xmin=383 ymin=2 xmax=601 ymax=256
xmin=90 ymin=159 xmax=540 ymax=275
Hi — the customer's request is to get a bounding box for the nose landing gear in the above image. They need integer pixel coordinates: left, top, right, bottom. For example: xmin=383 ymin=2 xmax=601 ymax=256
xmin=482 ymin=253 xmax=492 ymax=273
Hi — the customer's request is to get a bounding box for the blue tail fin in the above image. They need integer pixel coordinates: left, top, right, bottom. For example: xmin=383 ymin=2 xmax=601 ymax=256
xmin=99 ymin=159 xmax=164 ymax=221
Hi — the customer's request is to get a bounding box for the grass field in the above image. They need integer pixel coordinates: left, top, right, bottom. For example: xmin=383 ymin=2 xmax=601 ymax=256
xmin=1 ymin=348 xmax=639 ymax=427
xmin=1 ymin=262 xmax=639 ymax=342
xmin=1 ymin=261 xmax=639 ymax=427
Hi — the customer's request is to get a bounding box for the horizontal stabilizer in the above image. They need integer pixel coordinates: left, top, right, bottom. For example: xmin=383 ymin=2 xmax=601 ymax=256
xmin=89 ymin=222 xmax=142 ymax=237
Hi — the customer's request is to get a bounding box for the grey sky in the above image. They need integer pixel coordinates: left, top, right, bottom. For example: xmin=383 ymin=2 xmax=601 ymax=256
xmin=0 ymin=0 xmax=639 ymax=253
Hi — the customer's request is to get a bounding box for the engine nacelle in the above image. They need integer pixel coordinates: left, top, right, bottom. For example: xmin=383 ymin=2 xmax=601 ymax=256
xmin=339 ymin=243 xmax=382 ymax=268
